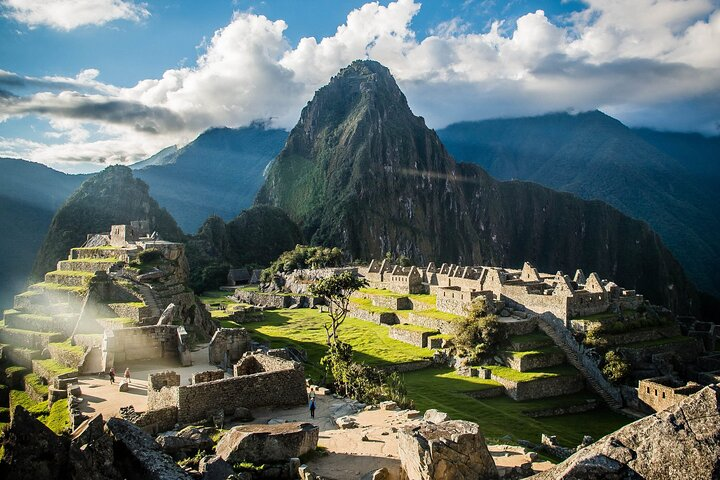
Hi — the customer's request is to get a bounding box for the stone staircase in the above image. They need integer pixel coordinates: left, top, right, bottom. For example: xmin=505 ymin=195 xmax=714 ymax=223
xmin=537 ymin=314 xmax=623 ymax=409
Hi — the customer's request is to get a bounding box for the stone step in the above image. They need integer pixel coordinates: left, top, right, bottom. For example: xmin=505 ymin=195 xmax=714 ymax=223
xmin=44 ymin=271 xmax=94 ymax=288
xmin=4 ymin=311 xmax=56 ymax=332
xmin=69 ymin=247 xmax=124 ymax=260
xmin=3 ymin=345 xmax=43 ymax=369
xmin=106 ymin=302 xmax=150 ymax=322
xmin=95 ymin=317 xmax=138 ymax=330
xmin=0 ymin=327 xmax=65 ymax=350
xmin=57 ymin=259 xmax=118 ymax=273
xmin=13 ymin=290 xmax=49 ymax=310
xmin=499 ymin=347 xmax=566 ymax=372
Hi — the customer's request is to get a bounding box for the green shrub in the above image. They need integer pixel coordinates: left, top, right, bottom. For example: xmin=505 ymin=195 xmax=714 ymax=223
xmin=261 ymin=245 xmax=343 ymax=282
xmin=455 ymin=299 xmax=505 ymax=361
xmin=602 ymin=350 xmax=630 ymax=384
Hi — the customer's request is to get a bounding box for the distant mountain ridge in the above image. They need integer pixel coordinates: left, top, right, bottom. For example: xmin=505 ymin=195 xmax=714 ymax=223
xmin=0 ymin=159 xmax=85 ymax=308
xmin=257 ymin=60 xmax=702 ymax=313
xmin=135 ymin=124 xmax=288 ymax=232
xmin=436 ymin=111 xmax=720 ymax=297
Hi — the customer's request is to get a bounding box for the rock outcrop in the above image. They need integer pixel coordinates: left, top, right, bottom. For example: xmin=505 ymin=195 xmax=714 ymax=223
xmin=0 ymin=406 xmax=70 ymax=480
xmin=398 ymin=419 xmax=498 ymax=480
xmin=531 ymin=385 xmax=720 ymax=480
xmin=106 ymin=417 xmax=193 ymax=480
xmin=215 ymin=422 xmax=319 ymax=464
xmin=156 ymin=426 xmax=215 ymax=457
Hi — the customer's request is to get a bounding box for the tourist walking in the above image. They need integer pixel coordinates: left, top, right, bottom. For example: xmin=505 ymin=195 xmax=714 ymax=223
xmin=124 ymin=367 xmax=131 ymax=386
xmin=108 ymin=367 xmax=115 ymax=384
xmin=309 ymin=397 xmax=316 ymax=419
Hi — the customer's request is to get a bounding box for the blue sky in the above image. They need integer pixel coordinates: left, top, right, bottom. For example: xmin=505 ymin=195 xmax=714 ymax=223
xmin=0 ymin=1 xmax=587 ymax=85
xmin=0 ymin=0 xmax=718 ymax=172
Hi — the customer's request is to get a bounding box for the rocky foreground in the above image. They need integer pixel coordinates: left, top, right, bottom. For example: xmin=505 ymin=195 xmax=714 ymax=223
xmin=1 ymin=384 xmax=719 ymax=479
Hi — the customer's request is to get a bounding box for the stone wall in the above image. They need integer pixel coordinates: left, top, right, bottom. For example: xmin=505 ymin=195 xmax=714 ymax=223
xmin=499 ymin=349 xmax=565 ymax=372
xmin=490 ymin=372 xmax=585 ymax=401
xmin=370 ymin=295 xmax=412 ymax=310
xmin=134 ymin=406 xmax=178 ymax=435
xmin=48 ymin=342 xmax=86 ymax=369
xmin=619 ymin=338 xmax=699 ymax=366
xmin=407 ymin=312 xmax=460 ymax=335
xmin=377 ymin=360 xmax=433 ymax=373
xmin=435 ymin=288 xmax=487 ymax=316
xmin=637 ymin=377 xmax=703 ymax=412
xmin=234 ymin=290 xmax=321 ymax=309
xmin=147 ymin=354 xmax=308 ymax=424
xmin=389 ymin=326 xmax=437 ymax=348
xmin=208 ymin=328 xmax=251 ymax=365
xmin=600 ymin=325 xmax=681 ymax=347
xmin=348 ymin=304 xmax=398 ymax=325
xmin=500 ymin=285 xmax=569 ymax=321
xmin=193 ymin=370 xmax=225 ymax=384
xmin=104 ymin=325 xmax=181 ymax=365
xmin=566 ymin=292 xmax=611 ymax=319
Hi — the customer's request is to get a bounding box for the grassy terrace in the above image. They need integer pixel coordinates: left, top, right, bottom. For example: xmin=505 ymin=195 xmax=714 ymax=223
xmin=504 ymin=345 xmax=563 ymax=359
xmin=404 ymin=367 xmax=628 ymax=446
xmin=393 ymin=323 xmax=438 ymax=333
xmin=48 ymin=270 xmax=96 ymax=277
xmin=200 ymin=290 xmax=239 ymax=307
xmin=242 ymin=309 xmax=433 ymax=378
xmin=357 ymin=288 xmax=437 ymax=306
xmin=485 ymin=364 xmax=580 ymax=383
xmin=412 ymin=308 xmax=464 ymax=322
xmin=30 ymin=282 xmax=86 ymax=293
xmin=64 ymin=257 xmax=120 ymax=263
xmin=8 ymin=390 xmax=70 ymax=434
xmin=621 ymin=335 xmax=696 ymax=349
xmin=509 ymin=332 xmax=554 ymax=348
xmin=49 ymin=339 xmax=85 ymax=356
xmin=34 ymin=358 xmax=76 ymax=377
xmin=97 ymin=316 xmax=136 ymax=326
xmin=217 ymin=306 xmax=630 ymax=448
xmin=572 ymin=311 xmax=618 ymax=323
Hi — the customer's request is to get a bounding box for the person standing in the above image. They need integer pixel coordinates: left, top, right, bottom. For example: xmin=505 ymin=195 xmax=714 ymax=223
xmin=108 ymin=367 xmax=115 ymax=384
xmin=124 ymin=367 xmax=130 ymax=386
xmin=309 ymin=397 xmax=316 ymax=419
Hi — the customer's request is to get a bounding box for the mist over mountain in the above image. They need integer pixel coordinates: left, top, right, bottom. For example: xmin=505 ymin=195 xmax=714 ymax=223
xmin=135 ymin=124 xmax=288 ymax=232
xmin=436 ymin=112 xmax=720 ymax=297
xmin=257 ymin=60 xmax=703 ymax=313
xmin=0 ymin=159 xmax=85 ymax=308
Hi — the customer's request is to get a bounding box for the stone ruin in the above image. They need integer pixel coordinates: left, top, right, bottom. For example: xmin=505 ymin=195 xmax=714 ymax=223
xmin=207 ymin=327 xmax=251 ymax=368
xmin=146 ymin=352 xmax=308 ymax=425
xmin=361 ymin=259 xmax=643 ymax=323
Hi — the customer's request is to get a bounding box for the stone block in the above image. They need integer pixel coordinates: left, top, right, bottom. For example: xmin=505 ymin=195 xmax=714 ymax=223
xmin=398 ymin=420 xmax=497 ymax=480
xmin=215 ymin=422 xmax=319 ymax=464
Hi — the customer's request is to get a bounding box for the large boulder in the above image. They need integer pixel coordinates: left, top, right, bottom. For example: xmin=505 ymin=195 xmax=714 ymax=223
xmin=0 ymin=406 xmax=70 ymax=480
xmin=530 ymin=385 xmax=720 ymax=480
xmin=156 ymin=426 xmax=215 ymax=457
xmin=398 ymin=420 xmax=498 ymax=480
xmin=106 ymin=417 xmax=193 ymax=480
xmin=215 ymin=422 xmax=319 ymax=464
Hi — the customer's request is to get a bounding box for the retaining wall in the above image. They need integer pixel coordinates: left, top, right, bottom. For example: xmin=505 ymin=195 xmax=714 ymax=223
xmin=406 ymin=312 xmax=460 ymax=335
xmin=490 ymin=373 xmax=585 ymax=401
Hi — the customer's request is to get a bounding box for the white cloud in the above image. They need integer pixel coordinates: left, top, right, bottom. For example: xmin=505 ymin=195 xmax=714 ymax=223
xmin=0 ymin=0 xmax=719 ymax=171
xmin=1 ymin=0 xmax=149 ymax=30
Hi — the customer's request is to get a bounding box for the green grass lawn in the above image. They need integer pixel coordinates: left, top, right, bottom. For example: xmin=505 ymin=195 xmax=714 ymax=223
xmin=392 ymin=323 xmax=438 ymax=333
xmin=199 ymin=290 xmax=238 ymax=307
xmin=403 ymin=367 xmax=630 ymax=446
xmin=242 ymin=309 xmax=433 ymax=379
xmin=234 ymin=307 xmax=630 ymax=449
xmin=357 ymin=287 xmax=406 ymax=298
xmin=408 ymin=293 xmax=437 ymax=305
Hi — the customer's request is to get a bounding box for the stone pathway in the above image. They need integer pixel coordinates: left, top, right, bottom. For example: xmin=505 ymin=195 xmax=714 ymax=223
xmin=76 ymin=345 xmax=218 ymax=419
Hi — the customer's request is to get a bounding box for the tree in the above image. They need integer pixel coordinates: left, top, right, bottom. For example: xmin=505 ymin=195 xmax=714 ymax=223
xmin=309 ymin=271 xmax=367 ymax=344
xmin=455 ymin=298 xmax=505 ymax=361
